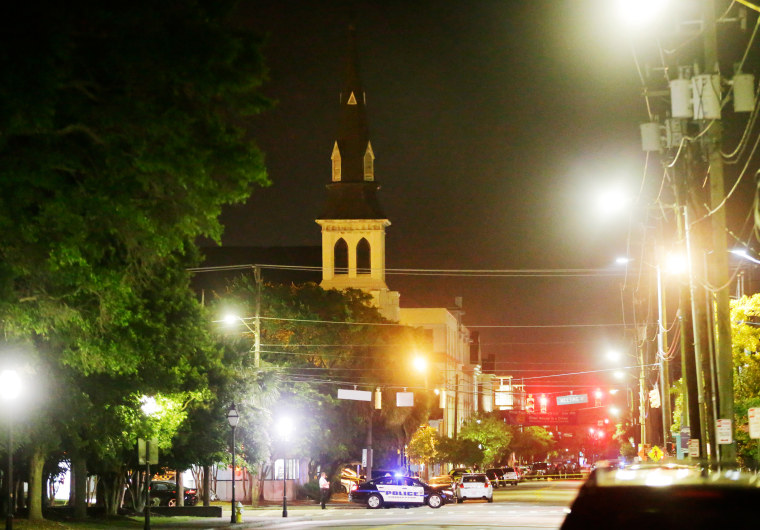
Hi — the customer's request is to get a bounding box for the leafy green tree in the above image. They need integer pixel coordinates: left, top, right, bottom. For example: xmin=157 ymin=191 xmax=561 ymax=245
xmin=0 ymin=0 xmax=270 ymax=521
xmin=731 ymin=295 xmax=760 ymax=468
xmin=509 ymin=426 xmax=555 ymax=462
xmin=435 ymin=437 xmax=483 ymax=468
xmin=459 ymin=414 xmax=512 ymax=468
xmin=407 ymin=425 xmax=439 ymax=479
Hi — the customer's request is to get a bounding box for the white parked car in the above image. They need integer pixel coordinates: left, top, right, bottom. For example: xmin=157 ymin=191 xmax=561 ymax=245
xmin=455 ymin=473 xmax=493 ymax=503
xmin=501 ymin=466 xmax=519 ymax=486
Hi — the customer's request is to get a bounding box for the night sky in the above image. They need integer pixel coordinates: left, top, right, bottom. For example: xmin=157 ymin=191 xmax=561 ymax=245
xmin=212 ymin=1 xmax=756 ymax=396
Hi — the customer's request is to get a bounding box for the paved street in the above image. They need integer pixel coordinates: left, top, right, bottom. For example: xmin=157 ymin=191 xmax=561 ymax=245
xmin=148 ymin=480 xmax=582 ymax=529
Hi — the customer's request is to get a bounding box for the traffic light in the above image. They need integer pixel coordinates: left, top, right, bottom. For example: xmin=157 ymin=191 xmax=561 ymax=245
xmin=540 ymin=395 xmax=548 ymax=414
xmin=594 ymin=390 xmax=602 ymax=407
xmin=526 ymin=394 xmax=535 ymax=413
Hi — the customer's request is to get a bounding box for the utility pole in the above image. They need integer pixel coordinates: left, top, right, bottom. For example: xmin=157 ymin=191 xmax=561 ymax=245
xmin=656 ymin=257 xmax=672 ymax=450
xmin=253 ymin=265 xmax=261 ymax=368
xmin=703 ymin=0 xmax=736 ymax=463
xmin=685 ymin=208 xmax=711 ymax=460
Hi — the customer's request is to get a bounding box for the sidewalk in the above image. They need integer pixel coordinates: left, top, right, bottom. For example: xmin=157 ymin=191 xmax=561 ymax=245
xmin=147 ymin=493 xmax=358 ymax=529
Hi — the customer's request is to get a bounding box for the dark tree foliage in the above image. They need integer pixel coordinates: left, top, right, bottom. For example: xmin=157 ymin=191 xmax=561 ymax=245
xmin=0 ymin=0 xmax=270 ymax=519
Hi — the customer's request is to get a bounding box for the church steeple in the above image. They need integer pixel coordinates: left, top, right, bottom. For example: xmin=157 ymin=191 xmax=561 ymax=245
xmin=316 ymin=25 xmax=399 ymax=321
xmin=320 ymin=25 xmax=385 ymax=219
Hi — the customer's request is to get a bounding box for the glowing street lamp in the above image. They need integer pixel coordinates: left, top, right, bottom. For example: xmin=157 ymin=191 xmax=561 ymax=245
xmin=227 ymin=404 xmax=240 ymax=524
xmin=277 ymin=417 xmax=294 ymax=518
xmin=614 ymin=0 xmax=669 ymax=27
xmin=222 ymin=313 xmax=260 ymax=368
xmin=0 ymin=370 xmax=20 ymax=530
xmin=412 ymin=355 xmax=428 ymax=388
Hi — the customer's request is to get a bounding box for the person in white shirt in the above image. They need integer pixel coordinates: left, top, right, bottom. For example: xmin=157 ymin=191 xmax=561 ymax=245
xmin=319 ymin=472 xmax=330 ymax=509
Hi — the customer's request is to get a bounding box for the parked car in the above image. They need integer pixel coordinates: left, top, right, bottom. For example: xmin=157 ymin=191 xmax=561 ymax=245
xmin=561 ymin=464 xmax=760 ymax=530
xmin=349 ymin=475 xmax=453 ymax=509
xmin=485 ymin=468 xmax=505 ymax=487
xmin=149 ymin=480 xmax=198 ymax=507
xmin=340 ymin=467 xmax=362 ymax=493
xmin=448 ymin=467 xmax=473 ymax=479
xmin=526 ymin=462 xmax=549 ymax=480
xmin=500 ymin=466 xmax=519 ymax=486
xmin=428 ymin=475 xmax=456 ymax=488
xmin=455 ymin=473 xmax=493 ymax=503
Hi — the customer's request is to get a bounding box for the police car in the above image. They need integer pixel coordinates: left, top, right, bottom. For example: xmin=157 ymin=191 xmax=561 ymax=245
xmin=349 ymin=474 xmax=454 ymax=509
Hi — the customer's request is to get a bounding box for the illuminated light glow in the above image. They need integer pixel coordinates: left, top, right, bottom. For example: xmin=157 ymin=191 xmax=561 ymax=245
xmin=223 ymin=314 xmax=240 ymax=325
xmin=731 ymin=248 xmax=760 ymax=265
xmin=609 ymin=406 xmax=621 ymax=416
xmin=613 ymin=371 xmax=625 ymax=380
xmin=615 ymin=257 xmax=630 ymax=265
xmin=615 ymin=0 xmax=669 ymax=27
xmin=595 ymin=390 xmax=603 ymax=398
xmin=664 ymin=253 xmax=688 ymax=275
xmin=0 ymin=370 xmax=21 ymax=401
xmin=606 ymin=349 xmax=622 ymax=363
xmin=595 ymin=187 xmax=631 ymax=217
xmin=277 ymin=416 xmax=294 ymax=440
xmin=645 ymin=469 xmax=674 ymax=487
xmin=140 ymin=395 xmax=159 ymax=416
xmin=412 ymin=356 xmax=427 ymax=372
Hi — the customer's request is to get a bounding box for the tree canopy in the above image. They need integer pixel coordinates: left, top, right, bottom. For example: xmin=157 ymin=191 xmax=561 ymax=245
xmin=0 ymin=0 xmax=271 ymax=519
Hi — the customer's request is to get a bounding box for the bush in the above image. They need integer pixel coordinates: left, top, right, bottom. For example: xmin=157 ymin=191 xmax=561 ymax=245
xmin=298 ymin=480 xmax=326 ymax=501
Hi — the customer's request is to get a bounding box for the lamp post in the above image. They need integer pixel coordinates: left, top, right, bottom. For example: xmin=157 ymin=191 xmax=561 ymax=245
xmin=277 ymin=417 xmax=294 ymax=518
xmin=227 ymin=403 xmax=240 ymax=524
xmin=140 ymin=396 xmax=161 ymax=530
xmin=0 ymin=370 xmax=20 ymax=530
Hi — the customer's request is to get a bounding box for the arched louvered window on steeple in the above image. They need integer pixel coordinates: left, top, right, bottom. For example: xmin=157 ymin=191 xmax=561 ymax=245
xmin=331 ymin=142 xmax=341 ymax=182
xmin=357 ymin=238 xmax=371 ymax=274
xmin=334 ymin=238 xmax=348 ymax=274
xmin=363 ymin=142 xmax=374 ymax=181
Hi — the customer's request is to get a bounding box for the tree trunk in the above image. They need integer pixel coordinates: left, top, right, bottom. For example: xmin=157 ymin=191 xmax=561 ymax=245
xmin=202 ymin=465 xmax=210 ymax=507
xmin=27 ymin=445 xmax=45 ymax=521
xmin=175 ymin=471 xmax=184 ymax=507
xmin=71 ymin=454 xmax=87 ymax=519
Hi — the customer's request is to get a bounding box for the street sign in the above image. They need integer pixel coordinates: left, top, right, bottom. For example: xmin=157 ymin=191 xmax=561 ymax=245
xmin=716 ymin=419 xmax=733 ymax=444
xmin=556 ymin=394 xmax=588 ymax=406
xmin=338 ymin=389 xmax=372 ymax=401
xmin=679 ymin=426 xmax=690 ymax=449
xmin=749 ymin=408 xmax=760 ymax=439
xmin=396 ymin=392 xmax=414 ymax=407
xmin=137 ymin=438 xmax=159 ymax=465
xmin=688 ymin=439 xmax=700 ymax=458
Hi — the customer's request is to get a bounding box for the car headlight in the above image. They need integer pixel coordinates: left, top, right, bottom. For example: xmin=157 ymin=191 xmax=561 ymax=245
xmin=443 ymin=489 xmax=453 ymax=495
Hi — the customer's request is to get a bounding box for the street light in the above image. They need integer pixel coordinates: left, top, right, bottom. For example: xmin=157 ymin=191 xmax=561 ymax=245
xmin=614 ymin=0 xmax=669 ymax=28
xmin=140 ymin=395 xmax=161 ymax=530
xmin=277 ymin=417 xmax=294 ymax=518
xmin=227 ymin=403 xmax=240 ymax=524
xmin=412 ymin=355 xmax=428 ymax=388
xmin=223 ymin=308 xmax=261 ymax=368
xmin=0 ymin=370 xmax=20 ymax=530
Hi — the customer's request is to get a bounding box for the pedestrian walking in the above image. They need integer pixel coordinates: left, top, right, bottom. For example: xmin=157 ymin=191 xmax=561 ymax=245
xmin=319 ymin=472 xmax=330 ymax=509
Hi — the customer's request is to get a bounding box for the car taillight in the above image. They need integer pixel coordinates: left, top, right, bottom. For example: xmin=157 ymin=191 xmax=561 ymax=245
xmin=350 ymin=483 xmax=358 ymax=492
xmin=485 ymin=479 xmax=491 ymax=487
xmin=186 ymin=489 xmax=196 ymax=495
xmin=459 ymin=483 xmax=464 ymax=488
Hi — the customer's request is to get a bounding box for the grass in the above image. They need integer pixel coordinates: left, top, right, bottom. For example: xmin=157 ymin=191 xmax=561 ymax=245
xmin=11 ymin=515 xmax=212 ymax=529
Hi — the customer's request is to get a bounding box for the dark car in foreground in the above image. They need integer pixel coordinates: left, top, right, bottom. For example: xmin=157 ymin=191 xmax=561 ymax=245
xmin=561 ymin=464 xmax=760 ymax=530
xmin=349 ymin=475 xmax=454 ymax=509
xmin=149 ymin=480 xmax=198 ymax=507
